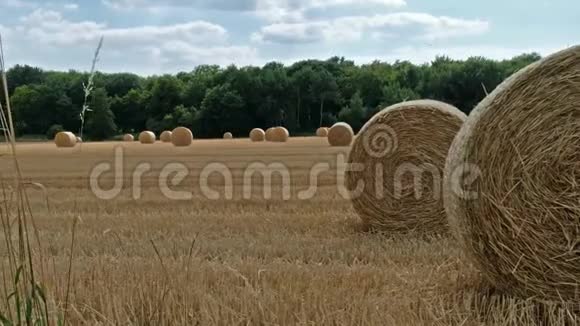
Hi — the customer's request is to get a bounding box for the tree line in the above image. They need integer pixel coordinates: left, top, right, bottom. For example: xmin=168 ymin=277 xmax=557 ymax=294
xmin=1 ymin=54 xmax=541 ymax=140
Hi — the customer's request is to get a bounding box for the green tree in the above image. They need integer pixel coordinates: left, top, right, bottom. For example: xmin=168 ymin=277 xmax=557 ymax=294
xmin=183 ymin=65 xmax=220 ymax=109
xmin=290 ymin=66 xmax=316 ymax=129
xmin=86 ymin=88 xmax=117 ymax=140
xmin=196 ymin=84 xmax=249 ymax=137
xmin=6 ymin=65 xmax=45 ymax=94
xmin=111 ymin=89 xmax=150 ymax=132
xmin=4 ymin=52 xmax=544 ymax=139
xmin=310 ymin=69 xmax=339 ymax=128
xmin=147 ymin=75 xmax=184 ymax=120
xmin=103 ymin=73 xmax=141 ymax=97
xmin=11 ymin=85 xmax=56 ymax=134
xmin=46 ymin=124 xmax=64 ymax=140
xmin=338 ymin=91 xmax=366 ymax=132
xmin=158 ymin=105 xmax=196 ymax=131
xmin=380 ymin=82 xmax=420 ymax=110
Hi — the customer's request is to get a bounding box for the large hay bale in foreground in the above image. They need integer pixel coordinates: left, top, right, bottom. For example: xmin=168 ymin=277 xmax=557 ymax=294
xmin=444 ymin=46 xmax=580 ymax=301
xmin=223 ymin=132 xmax=233 ymax=139
xmin=54 ymin=131 xmax=77 ymax=148
xmin=250 ymin=128 xmax=265 ymax=142
xmin=327 ymin=122 xmax=354 ymax=146
xmin=139 ymin=131 xmax=156 ymax=144
xmin=347 ymin=100 xmax=466 ymax=233
xmin=123 ymin=134 xmax=134 ymax=142
xmin=265 ymin=127 xmax=276 ymax=141
xmin=316 ymin=127 xmax=329 ymax=137
xmin=270 ymin=127 xmax=289 ymax=142
xmin=160 ymin=131 xmax=172 ymax=142
xmin=171 ymin=127 xmax=193 ymax=147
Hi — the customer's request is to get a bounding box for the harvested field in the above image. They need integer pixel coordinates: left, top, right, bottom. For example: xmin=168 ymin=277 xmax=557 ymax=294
xmin=0 ymin=138 xmax=576 ymax=325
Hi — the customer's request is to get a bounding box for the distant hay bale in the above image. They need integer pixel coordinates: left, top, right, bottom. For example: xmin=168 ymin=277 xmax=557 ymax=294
xmin=346 ymin=100 xmax=466 ymax=234
xmin=444 ymin=46 xmax=580 ymax=301
xmin=139 ymin=131 xmax=156 ymax=144
xmin=123 ymin=134 xmax=134 ymax=142
xmin=281 ymin=127 xmax=289 ymax=138
xmin=223 ymin=132 xmax=233 ymax=139
xmin=316 ymin=127 xmax=329 ymax=137
xmin=327 ymin=122 xmax=354 ymax=146
xmin=54 ymin=131 xmax=77 ymax=148
xmin=271 ymin=127 xmax=289 ymax=142
xmin=250 ymin=128 xmax=265 ymax=142
xmin=160 ymin=131 xmax=172 ymax=142
xmin=171 ymin=127 xmax=193 ymax=147
xmin=76 ymin=136 xmax=82 ymax=143
xmin=265 ymin=127 xmax=276 ymax=141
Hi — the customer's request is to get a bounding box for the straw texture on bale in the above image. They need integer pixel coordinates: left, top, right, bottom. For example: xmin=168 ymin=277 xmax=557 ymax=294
xmin=250 ymin=128 xmax=266 ymax=142
xmin=171 ymin=127 xmax=193 ymax=147
xmin=123 ymin=134 xmax=134 ymax=142
xmin=327 ymin=122 xmax=354 ymax=146
xmin=54 ymin=131 xmax=77 ymax=148
xmin=160 ymin=131 xmax=172 ymax=142
xmin=280 ymin=127 xmax=289 ymax=138
xmin=223 ymin=132 xmax=233 ymax=139
xmin=346 ymin=100 xmax=466 ymax=234
xmin=139 ymin=131 xmax=156 ymax=144
xmin=444 ymin=46 xmax=580 ymax=301
xmin=316 ymin=127 xmax=329 ymax=137
xmin=270 ymin=127 xmax=289 ymax=142
xmin=265 ymin=127 xmax=276 ymax=141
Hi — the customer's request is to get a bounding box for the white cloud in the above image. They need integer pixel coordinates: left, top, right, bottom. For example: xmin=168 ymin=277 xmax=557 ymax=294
xmin=309 ymin=0 xmax=405 ymax=9
xmin=102 ymin=0 xmax=407 ymax=22
xmin=160 ymin=41 xmax=259 ymax=66
xmin=254 ymin=0 xmax=407 ymax=22
xmin=2 ymin=8 xmax=259 ymax=74
xmin=102 ymin=0 xmax=406 ymax=10
xmin=63 ymin=3 xmax=78 ymax=10
xmin=0 ymin=0 xmax=37 ymax=8
xmin=18 ymin=9 xmax=228 ymax=46
xmin=253 ymin=13 xmax=489 ymax=43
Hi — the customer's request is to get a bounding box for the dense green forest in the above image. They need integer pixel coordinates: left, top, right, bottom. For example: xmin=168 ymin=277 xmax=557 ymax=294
xmin=2 ymin=53 xmax=541 ymax=140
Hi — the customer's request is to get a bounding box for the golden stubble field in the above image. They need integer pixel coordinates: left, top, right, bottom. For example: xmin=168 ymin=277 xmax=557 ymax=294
xmin=0 ymin=138 xmax=569 ymax=325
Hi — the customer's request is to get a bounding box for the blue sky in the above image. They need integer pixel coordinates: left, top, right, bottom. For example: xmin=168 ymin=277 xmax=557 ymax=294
xmin=0 ymin=0 xmax=577 ymax=75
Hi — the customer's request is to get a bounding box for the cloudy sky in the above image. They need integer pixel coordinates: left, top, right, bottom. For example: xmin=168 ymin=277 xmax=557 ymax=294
xmin=0 ymin=0 xmax=577 ymax=75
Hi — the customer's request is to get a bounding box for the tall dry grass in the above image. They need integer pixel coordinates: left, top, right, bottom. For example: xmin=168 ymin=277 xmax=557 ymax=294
xmin=0 ymin=33 xmax=55 ymax=325
xmin=78 ymin=36 xmax=104 ymax=141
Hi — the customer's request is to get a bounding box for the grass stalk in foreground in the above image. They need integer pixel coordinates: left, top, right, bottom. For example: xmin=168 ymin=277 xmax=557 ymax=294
xmin=0 ymin=32 xmax=60 ymax=326
xmin=78 ymin=36 xmax=104 ymax=141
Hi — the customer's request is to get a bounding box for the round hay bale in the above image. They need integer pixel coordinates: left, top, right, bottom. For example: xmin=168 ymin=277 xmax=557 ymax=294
xmin=223 ymin=132 xmax=233 ymax=139
xmin=444 ymin=47 xmax=580 ymax=301
xmin=316 ymin=127 xmax=329 ymax=137
xmin=346 ymin=100 xmax=466 ymax=234
xmin=271 ymin=127 xmax=289 ymax=142
xmin=76 ymin=136 xmax=82 ymax=143
xmin=281 ymin=127 xmax=290 ymax=138
xmin=265 ymin=127 xmax=276 ymax=141
xmin=123 ymin=134 xmax=134 ymax=142
xmin=249 ymin=128 xmax=265 ymax=142
xmin=160 ymin=130 xmax=173 ymax=143
xmin=54 ymin=131 xmax=77 ymax=148
xmin=327 ymin=122 xmax=354 ymax=146
xmin=139 ymin=131 xmax=156 ymax=144
xmin=171 ymin=127 xmax=193 ymax=147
